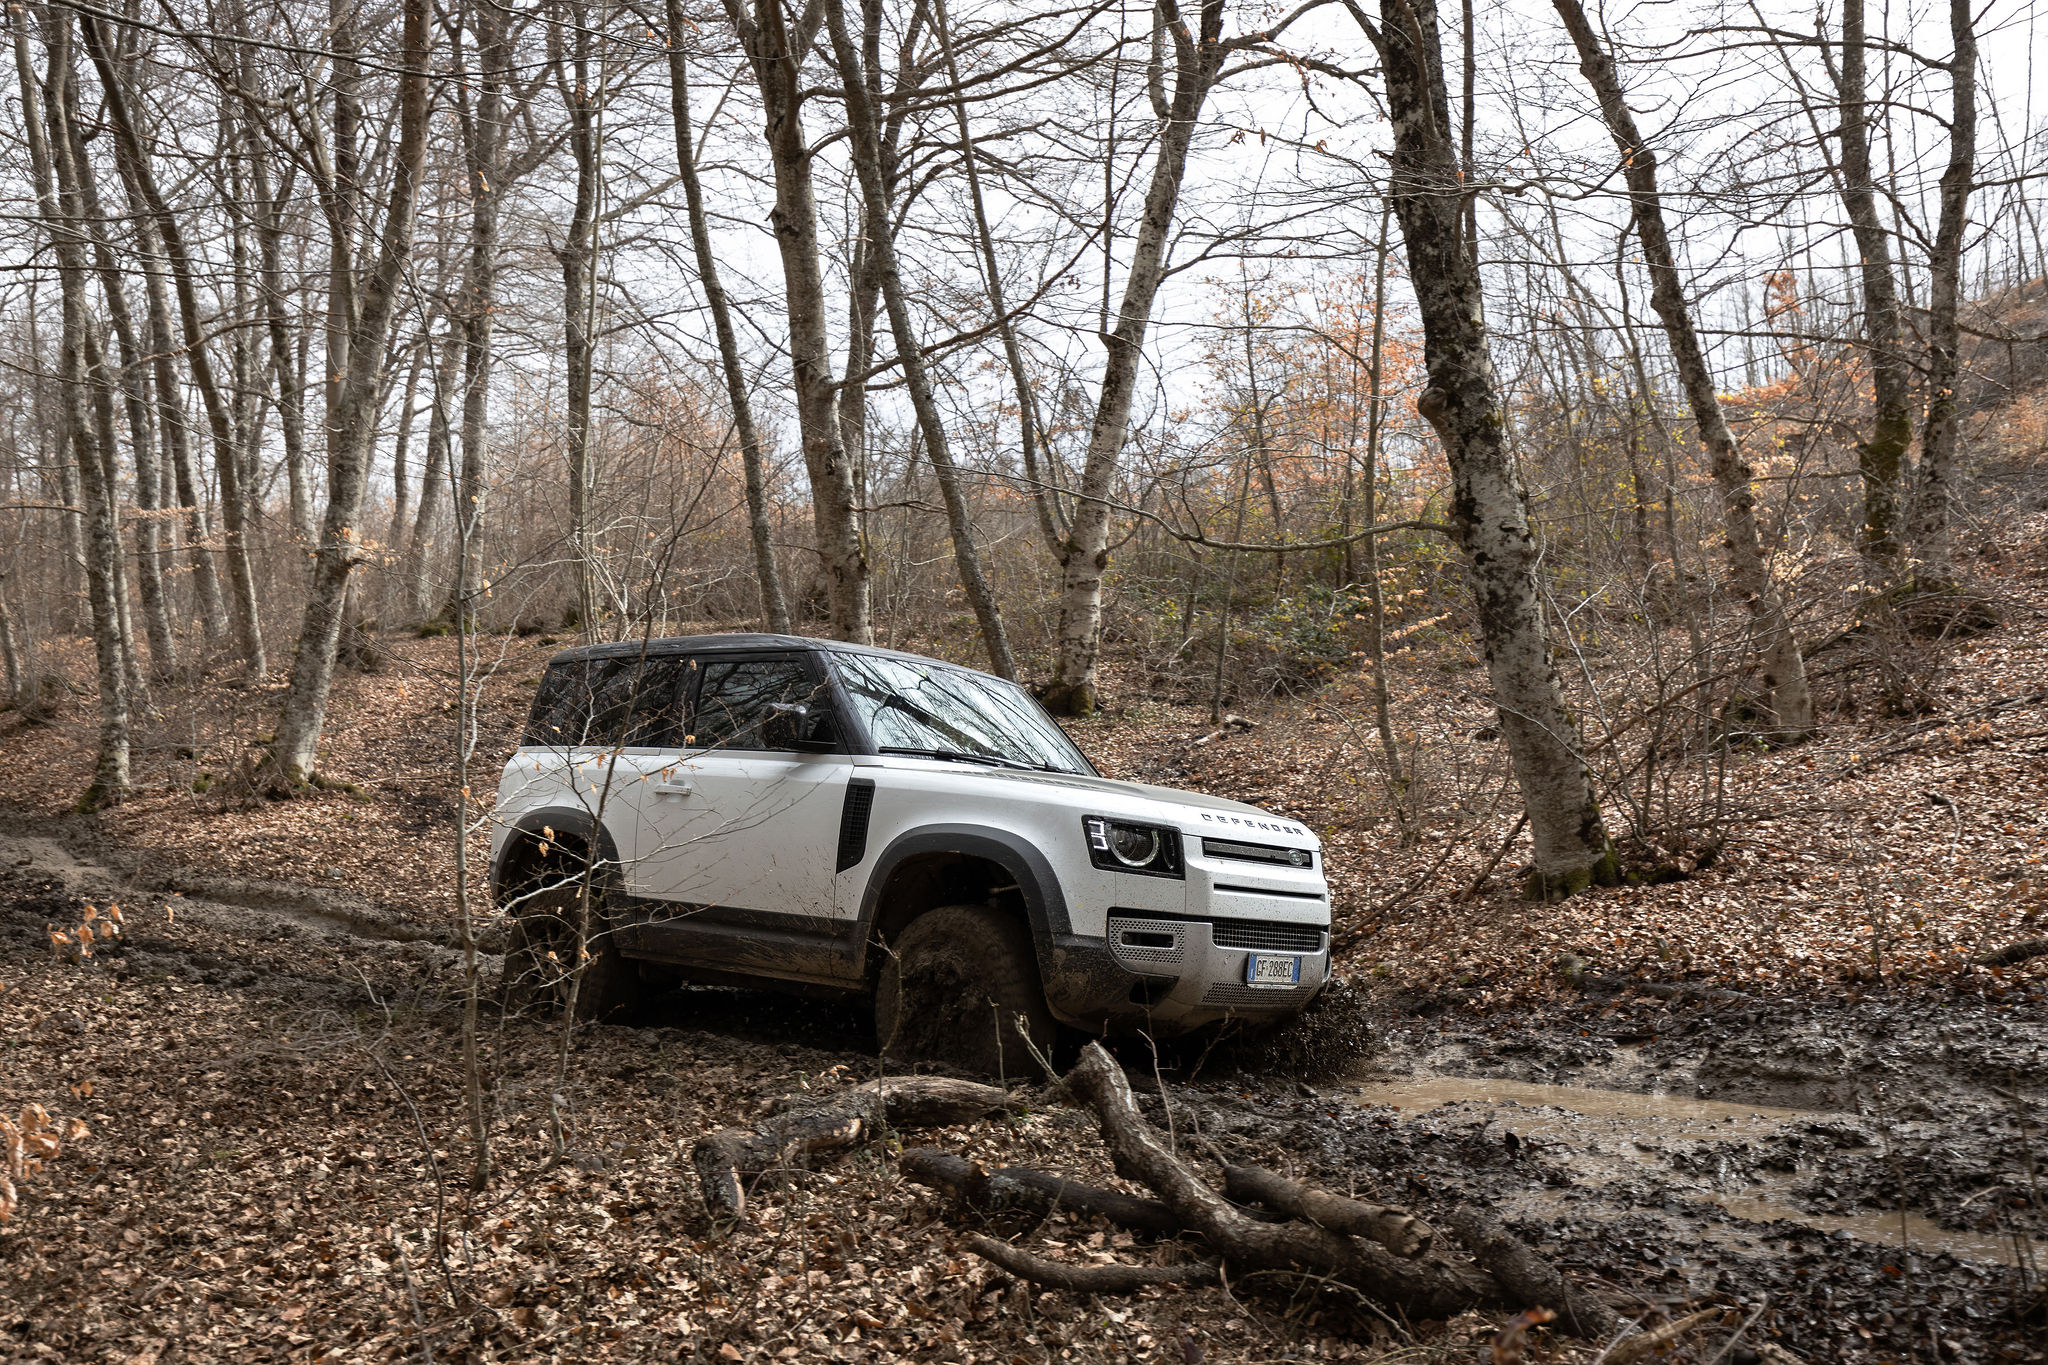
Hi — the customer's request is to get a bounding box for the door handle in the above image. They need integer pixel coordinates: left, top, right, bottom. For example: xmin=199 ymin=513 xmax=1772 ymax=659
xmin=654 ymin=780 xmax=696 ymax=797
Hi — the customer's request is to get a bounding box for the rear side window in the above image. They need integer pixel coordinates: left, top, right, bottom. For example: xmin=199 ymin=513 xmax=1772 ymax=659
xmin=524 ymin=654 xmax=694 ymax=748
xmin=691 ymin=657 xmax=824 ymax=750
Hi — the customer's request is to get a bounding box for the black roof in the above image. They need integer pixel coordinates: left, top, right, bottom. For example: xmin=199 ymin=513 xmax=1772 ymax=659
xmin=545 ymin=632 xmax=1000 ymax=678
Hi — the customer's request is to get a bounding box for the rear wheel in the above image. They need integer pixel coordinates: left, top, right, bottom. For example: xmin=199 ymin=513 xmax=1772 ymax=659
xmin=499 ymin=870 xmax=639 ymax=1021
xmin=875 ymin=905 xmax=1056 ymax=1080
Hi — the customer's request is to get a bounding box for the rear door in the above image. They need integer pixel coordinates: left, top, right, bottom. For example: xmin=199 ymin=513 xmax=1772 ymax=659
xmin=513 ymin=652 xmax=691 ymax=893
xmin=631 ymin=652 xmax=852 ymax=934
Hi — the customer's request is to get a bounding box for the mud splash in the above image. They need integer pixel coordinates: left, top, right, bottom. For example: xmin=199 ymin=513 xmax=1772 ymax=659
xmin=1345 ymin=1072 xmax=2044 ymax=1267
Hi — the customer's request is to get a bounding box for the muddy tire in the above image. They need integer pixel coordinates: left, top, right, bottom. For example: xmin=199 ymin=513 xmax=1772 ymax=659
xmin=875 ymin=905 xmax=1056 ymax=1080
xmin=499 ymin=873 xmax=638 ymax=1021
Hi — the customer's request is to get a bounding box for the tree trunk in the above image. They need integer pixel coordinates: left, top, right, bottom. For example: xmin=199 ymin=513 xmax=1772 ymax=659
xmin=554 ymin=1 xmax=601 ymax=637
xmin=450 ymin=0 xmax=510 ymax=629
xmin=266 ymin=0 xmax=432 ymax=784
xmin=127 ymin=203 xmax=227 ymax=644
xmin=665 ymin=4 xmax=791 ymax=633
xmin=386 ymin=335 xmax=426 ymax=575
xmin=80 ymin=14 xmax=263 ymax=676
xmin=250 ymin=116 xmax=315 ymax=551
xmin=1552 ymin=0 xmax=1814 ymax=739
xmin=0 ymin=588 xmax=21 ymax=702
xmin=823 ymin=0 xmax=1017 ymax=680
xmin=67 ymin=128 xmax=175 ymax=682
xmin=1907 ymin=0 xmax=1976 ymax=594
xmin=1361 ymin=203 xmax=1404 ymax=795
xmin=721 ymin=0 xmax=871 ymax=642
xmin=83 ymin=322 xmax=146 ymax=708
xmin=35 ymin=9 xmax=129 ymax=808
xmin=1359 ymin=0 xmax=1616 ymax=896
xmin=1833 ymin=0 xmax=1914 ymax=574
xmin=22 ymin=299 xmax=84 ymax=609
xmin=931 ymin=0 xmax=1064 ymax=557
xmin=407 ymin=327 xmax=463 ymax=616
xmin=1044 ymin=2 xmax=1225 ymax=715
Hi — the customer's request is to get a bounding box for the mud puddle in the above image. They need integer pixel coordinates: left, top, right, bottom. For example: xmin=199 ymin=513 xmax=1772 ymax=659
xmin=1344 ymin=1071 xmax=2045 ymax=1267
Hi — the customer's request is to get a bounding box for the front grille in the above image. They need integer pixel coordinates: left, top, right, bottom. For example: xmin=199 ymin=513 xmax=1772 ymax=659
xmin=1201 ymin=981 xmax=1320 ymax=1010
xmin=1211 ymin=921 xmax=1326 ymax=954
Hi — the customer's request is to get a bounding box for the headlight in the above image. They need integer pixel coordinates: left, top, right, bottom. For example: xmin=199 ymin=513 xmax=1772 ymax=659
xmin=1083 ymin=816 xmax=1183 ymax=878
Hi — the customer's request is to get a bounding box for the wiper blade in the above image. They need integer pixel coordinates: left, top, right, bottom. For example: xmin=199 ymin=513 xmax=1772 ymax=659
xmin=877 ymin=745 xmax=1043 ymax=771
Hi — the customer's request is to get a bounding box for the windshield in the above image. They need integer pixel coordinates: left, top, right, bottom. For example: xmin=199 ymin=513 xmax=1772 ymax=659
xmin=830 ymin=652 xmax=1093 ymax=775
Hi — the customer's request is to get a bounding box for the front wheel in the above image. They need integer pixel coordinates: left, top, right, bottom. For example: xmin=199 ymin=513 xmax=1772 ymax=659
xmin=875 ymin=905 xmax=1057 ymax=1080
xmin=499 ymin=870 xmax=639 ymax=1021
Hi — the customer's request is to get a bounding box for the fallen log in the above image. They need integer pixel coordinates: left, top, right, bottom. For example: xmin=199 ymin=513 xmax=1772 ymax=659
xmin=1443 ymin=1207 xmax=1614 ymax=1339
xmin=693 ymin=1076 xmax=1020 ymax=1223
xmin=1059 ymin=1042 xmax=1494 ymax=1319
xmin=1221 ymin=1164 xmax=1433 ymax=1258
xmin=965 ymin=1234 xmax=1219 ymax=1292
xmin=900 ymin=1147 xmax=1182 ymax=1235
xmin=1979 ymin=937 xmax=2048 ymax=968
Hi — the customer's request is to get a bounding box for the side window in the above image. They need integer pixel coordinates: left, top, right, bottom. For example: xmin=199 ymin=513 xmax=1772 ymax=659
xmin=622 ymin=656 xmax=692 ymax=747
xmin=525 ymin=658 xmax=619 ymax=747
xmin=523 ymin=656 xmax=690 ymax=748
xmin=691 ymin=657 xmax=824 ymax=751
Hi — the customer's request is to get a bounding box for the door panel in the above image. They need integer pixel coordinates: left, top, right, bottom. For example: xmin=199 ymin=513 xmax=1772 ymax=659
xmin=630 ymin=655 xmax=851 ymax=931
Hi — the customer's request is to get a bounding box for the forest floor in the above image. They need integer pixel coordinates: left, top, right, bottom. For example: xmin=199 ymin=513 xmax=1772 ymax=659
xmin=3 ymin=473 xmax=2048 ymax=1362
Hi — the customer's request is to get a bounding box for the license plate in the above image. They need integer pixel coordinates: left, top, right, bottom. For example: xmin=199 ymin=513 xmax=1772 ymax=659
xmin=1245 ymin=954 xmax=1301 ymax=987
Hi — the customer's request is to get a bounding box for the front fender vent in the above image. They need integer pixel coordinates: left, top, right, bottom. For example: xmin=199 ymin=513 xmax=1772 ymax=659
xmin=835 ymin=779 xmax=877 ymax=873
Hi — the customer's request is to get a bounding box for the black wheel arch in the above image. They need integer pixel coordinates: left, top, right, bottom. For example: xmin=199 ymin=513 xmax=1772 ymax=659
xmin=491 ymin=807 xmax=623 ymax=906
xmin=854 ymin=824 xmax=1072 ymax=978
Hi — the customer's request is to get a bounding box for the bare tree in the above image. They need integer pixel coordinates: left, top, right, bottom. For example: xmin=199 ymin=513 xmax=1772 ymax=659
xmin=554 ymin=0 xmax=604 ymax=635
xmin=1351 ymin=0 xmax=1616 ymax=896
xmin=84 ymin=12 xmax=267 ymax=676
xmin=1828 ymin=0 xmax=1915 ymax=575
xmin=665 ymin=1 xmax=791 ymax=634
xmin=823 ymin=0 xmax=1018 ymax=679
xmin=1906 ymin=0 xmax=1976 ymax=596
xmin=28 ymin=5 xmax=129 ymax=807
xmin=720 ymin=0 xmax=871 ymax=642
xmin=1043 ymin=0 xmax=1308 ymax=715
xmin=264 ymin=0 xmax=434 ymax=785
xmin=1553 ymin=0 xmax=1814 ymax=738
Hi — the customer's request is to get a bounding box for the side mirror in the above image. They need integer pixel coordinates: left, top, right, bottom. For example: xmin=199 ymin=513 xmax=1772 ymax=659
xmin=762 ymin=701 xmax=834 ymax=750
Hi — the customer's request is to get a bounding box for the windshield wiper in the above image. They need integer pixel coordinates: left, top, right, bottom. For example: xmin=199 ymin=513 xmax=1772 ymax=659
xmin=877 ymin=745 xmax=1048 ymax=772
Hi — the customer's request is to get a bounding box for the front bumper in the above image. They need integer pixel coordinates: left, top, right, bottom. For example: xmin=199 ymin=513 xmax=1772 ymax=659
xmin=1042 ymin=914 xmax=1330 ymax=1033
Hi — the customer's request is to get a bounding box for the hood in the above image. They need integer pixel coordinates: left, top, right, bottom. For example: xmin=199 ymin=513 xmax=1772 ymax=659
xmin=976 ymin=768 xmax=1318 ymax=844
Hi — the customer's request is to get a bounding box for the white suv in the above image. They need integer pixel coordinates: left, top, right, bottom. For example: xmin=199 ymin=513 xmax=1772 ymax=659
xmin=489 ymin=634 xmax=1330 ymax=1073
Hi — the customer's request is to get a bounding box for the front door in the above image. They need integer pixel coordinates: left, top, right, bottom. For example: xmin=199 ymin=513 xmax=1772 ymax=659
xmin=631 ymin=653 xmax=851 ymax=937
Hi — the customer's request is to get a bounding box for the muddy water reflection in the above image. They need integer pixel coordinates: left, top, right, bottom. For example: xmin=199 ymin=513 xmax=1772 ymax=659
xmin=1345 ymin=1073 xmax=2037 ymax=1267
